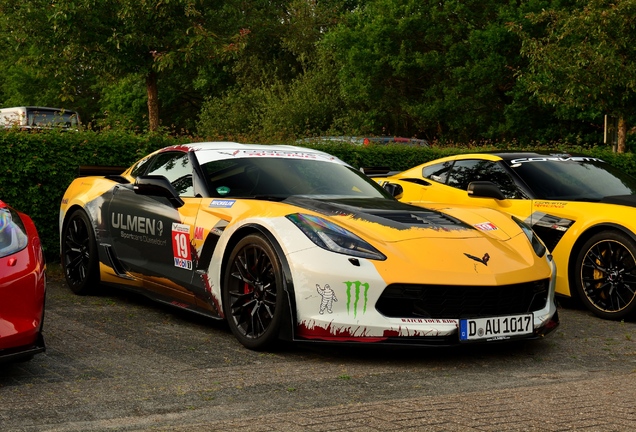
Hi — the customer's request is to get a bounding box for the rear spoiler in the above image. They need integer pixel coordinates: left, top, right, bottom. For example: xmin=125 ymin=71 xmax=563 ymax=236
xmin=78 ymin=165 xmax=127 ymax=177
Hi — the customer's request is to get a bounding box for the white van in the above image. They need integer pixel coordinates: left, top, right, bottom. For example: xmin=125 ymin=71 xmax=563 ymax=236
xmin=0 ymin=106 xmax=80 ymax=130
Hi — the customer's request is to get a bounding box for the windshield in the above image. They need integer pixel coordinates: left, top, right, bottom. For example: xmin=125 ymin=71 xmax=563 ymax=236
xmin=509 ymin=157 xmax=636 ymax=201
xmin=199 ymin=157 xmax=393 ymax=199
xmin=27 ymin=109 xmax=79 ymax=127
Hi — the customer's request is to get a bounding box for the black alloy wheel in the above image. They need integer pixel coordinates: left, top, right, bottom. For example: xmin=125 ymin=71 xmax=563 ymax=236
xmin=575 ymin=231 xmax=636 ymax=320
xmin=223 ymin=234 xmax=285 ymax=350
xmin=62 ymin=209 xmax=100 ymax=295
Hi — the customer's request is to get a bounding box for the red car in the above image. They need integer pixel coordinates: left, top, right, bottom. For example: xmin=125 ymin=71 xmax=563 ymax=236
xmin=0 ymin=200 xmax=46 ymax=363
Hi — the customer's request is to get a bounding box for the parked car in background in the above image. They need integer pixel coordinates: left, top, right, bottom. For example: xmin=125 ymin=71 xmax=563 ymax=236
xmin=299 ymin=136 xmax=429 ymax=147
xmin=0 ymin=200 xmax=46 ymax=363
xmin=60 ymin=142 xmax=558 ymax=350
xmin=0 ymin=106 xmax=80 ymax=130
xmin=374 ymin=152 xmax=636 ymax=320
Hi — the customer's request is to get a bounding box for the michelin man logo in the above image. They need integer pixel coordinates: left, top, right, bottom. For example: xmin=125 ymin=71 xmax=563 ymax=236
xmin=316 ymin=284 xmax=338 ymax=314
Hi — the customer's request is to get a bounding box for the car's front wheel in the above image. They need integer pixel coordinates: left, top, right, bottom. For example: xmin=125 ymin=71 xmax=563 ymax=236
xmin=61 ymin=209 xmax=100 ymax=295
xmin=574 ymin=231 xmax=636 ymax=320
xmin=223 ymin=234 xmax=285 ymax=350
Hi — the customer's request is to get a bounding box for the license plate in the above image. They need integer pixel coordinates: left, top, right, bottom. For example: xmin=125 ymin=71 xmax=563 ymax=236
xmin=459 ymin=314 xmax=534 ymax=342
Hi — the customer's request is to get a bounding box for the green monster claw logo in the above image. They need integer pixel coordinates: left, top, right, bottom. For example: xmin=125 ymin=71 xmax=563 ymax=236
xmin=344 ymin=281 xmax=370 ymax=318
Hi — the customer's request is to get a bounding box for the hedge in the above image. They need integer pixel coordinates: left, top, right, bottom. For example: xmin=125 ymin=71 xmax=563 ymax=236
xmin=1 ymin=129 xmax=185 ymax=258
xmin=2 ymin=130 xmax=634 ymax=261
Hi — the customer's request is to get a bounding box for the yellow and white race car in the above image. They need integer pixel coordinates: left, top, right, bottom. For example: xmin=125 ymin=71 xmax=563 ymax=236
xmin=60 ymin=143 xmax=558 ymax=350
xmin=375 ymin=152 xmax=636 ymax=320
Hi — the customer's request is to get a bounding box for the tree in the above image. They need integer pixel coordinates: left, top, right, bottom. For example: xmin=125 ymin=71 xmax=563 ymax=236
xmin=0 ymin=0 xmax=236 ymax=131
xmin=512 ymin=0 xmax=636 ymax=152
xmin=197 ymin=0 xmax=358 ymax=140
xmin=319 ymin=0 xmax=546 ymax=142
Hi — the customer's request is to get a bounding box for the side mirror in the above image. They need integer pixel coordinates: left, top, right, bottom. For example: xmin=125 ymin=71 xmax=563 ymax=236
xmin=383 ymin=182 xmax=404 ymax=198
xmin=134 ymin=175 xmax=185 ymax=208
xmin=467 ymin=181 xmax=506 ymax=200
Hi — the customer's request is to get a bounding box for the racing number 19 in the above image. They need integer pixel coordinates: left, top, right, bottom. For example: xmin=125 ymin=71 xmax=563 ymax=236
xmin=174 ymin=232 xmax=189 ymax=258
xmin=171 ymin=223 xmax=192 ymax=262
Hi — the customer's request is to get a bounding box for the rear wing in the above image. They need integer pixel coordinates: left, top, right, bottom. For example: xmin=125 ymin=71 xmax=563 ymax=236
xmin=77 ymin=166 xmax=130 ymax=183
xmin=359 ymin=167 xmax=400 ymax=177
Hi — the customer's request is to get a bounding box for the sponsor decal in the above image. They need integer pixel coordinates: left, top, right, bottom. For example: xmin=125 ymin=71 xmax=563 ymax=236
xmin=474 ymin=222 xmax=497 ymax=231
xmin=209 ymin=198 xmax=235 ymax=207
xmin=510 ymin=156 xmax=604 ymax=166
xmin=316 ymin=284 xmax=338 ymax=314
xmin=174 ymin=257 xmax=193 ymax=270
xmin=112 ymin=212 xmax=163 ymax=236
xmin=464 ymin=252 xmax=490 ymax=266
xmin=344 ymin=281 xmax=370 ymax=318
xmin=194 ymin=226 xmax=204 ymax=240
xmin=61 ymin=198 xmax=68 ymax=205
xmin=221 ymin=149 xmax=321 ymax=159
xmin=400 ymin=318 xmax=455 ymax=324
xmin=119 ymin=231 xmax=167 ymax=246
xmin=113 ymin=212 xmax=167 ymax=246
xmin=172 ymin=223 xmax=192 ymax=270
xmin=535 ymin=201 xmax=568 ymax=209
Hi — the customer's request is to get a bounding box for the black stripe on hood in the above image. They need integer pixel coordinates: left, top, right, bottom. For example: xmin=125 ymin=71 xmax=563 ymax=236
xmin=284 ymin=196 xmax=472 ymax=231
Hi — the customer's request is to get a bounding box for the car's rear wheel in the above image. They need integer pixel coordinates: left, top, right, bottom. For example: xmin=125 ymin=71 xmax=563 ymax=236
xmin=223 ymin=234 xmax=284 ymax=350
xmin=62 ymin=209 xmax=100 ymax=295
xmin=574 ymin=231 xmax=636 ymax=320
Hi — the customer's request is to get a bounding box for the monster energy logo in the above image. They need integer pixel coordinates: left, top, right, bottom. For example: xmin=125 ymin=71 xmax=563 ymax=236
xmin=344 ymin=281 xmax=370 ymax=318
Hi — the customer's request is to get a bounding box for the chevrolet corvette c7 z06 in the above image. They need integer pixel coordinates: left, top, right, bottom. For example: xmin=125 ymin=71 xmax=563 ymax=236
xmin=59 ymin=143 xmax=558 ymax=349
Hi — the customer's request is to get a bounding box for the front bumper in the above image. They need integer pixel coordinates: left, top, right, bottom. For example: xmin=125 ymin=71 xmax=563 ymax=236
xmin=0 ymin=333 xmax=46 ymax=363
xmin=288 ymin=247 xmax=559 ymax=345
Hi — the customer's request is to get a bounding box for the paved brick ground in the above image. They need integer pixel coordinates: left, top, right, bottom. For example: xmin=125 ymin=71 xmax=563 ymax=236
xmin=196 ymin=375 xmax=636 ymax=432
xmin=1 ymin=266 xmax=636 ymax=432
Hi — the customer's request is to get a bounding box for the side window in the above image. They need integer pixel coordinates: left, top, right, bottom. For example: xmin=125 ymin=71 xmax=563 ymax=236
xmin=447 ymin=160 xmax=524 ymax=199
xmin=146 ymin=152 xmax=195 ymax=197
xmin=422 ymin=162 xmax=453 ymax=183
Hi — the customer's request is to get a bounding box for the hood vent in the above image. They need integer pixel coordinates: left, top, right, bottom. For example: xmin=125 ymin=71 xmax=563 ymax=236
xmin=368 ymin=210 xmax=468 ymax=229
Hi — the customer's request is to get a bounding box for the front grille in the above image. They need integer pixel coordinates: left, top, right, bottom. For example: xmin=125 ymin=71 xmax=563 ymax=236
xmin=375 ymin=279 xmax=549 ymax=319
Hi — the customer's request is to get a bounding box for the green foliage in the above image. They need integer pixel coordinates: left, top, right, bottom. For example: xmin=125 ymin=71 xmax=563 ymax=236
xmin=197 ymin=0 xmax=357 ymax=142
xmin=96 ymin=74 xmax=149 ymax=131
xmin=307 ymin=0 xmax=607 ymax=144
xmin=514 ymin=0 xmax=636 ymax=118
xmin=198 ymin=67 xmax=345 ymax=142
xmin=0 ymin=130 xmax=184 ymax=257
xmin=1 ymin=0 xmax=634 ymax=147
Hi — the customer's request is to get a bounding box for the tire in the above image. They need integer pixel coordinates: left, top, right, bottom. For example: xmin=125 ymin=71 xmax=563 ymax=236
xmin=574 ymin=231 xmax=636 ymax=320
xmin=61 ymin=209 xmax=100 ymax=295
xmin=222 ymin=234 xmax=285 ymax=350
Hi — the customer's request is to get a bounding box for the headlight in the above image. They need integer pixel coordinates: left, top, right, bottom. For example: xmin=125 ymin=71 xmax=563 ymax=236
xmin=287 ymin=213 xmax=386 ymax=260
xmin=512 ymin=216 xmax=547 ymax=258
xmin=0 ymin=208 xmax=28 ymax=258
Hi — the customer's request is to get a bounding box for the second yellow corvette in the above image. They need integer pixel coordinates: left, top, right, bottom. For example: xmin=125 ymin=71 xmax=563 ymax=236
xmin=376 ymin=152 xmax=636 ymax=320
